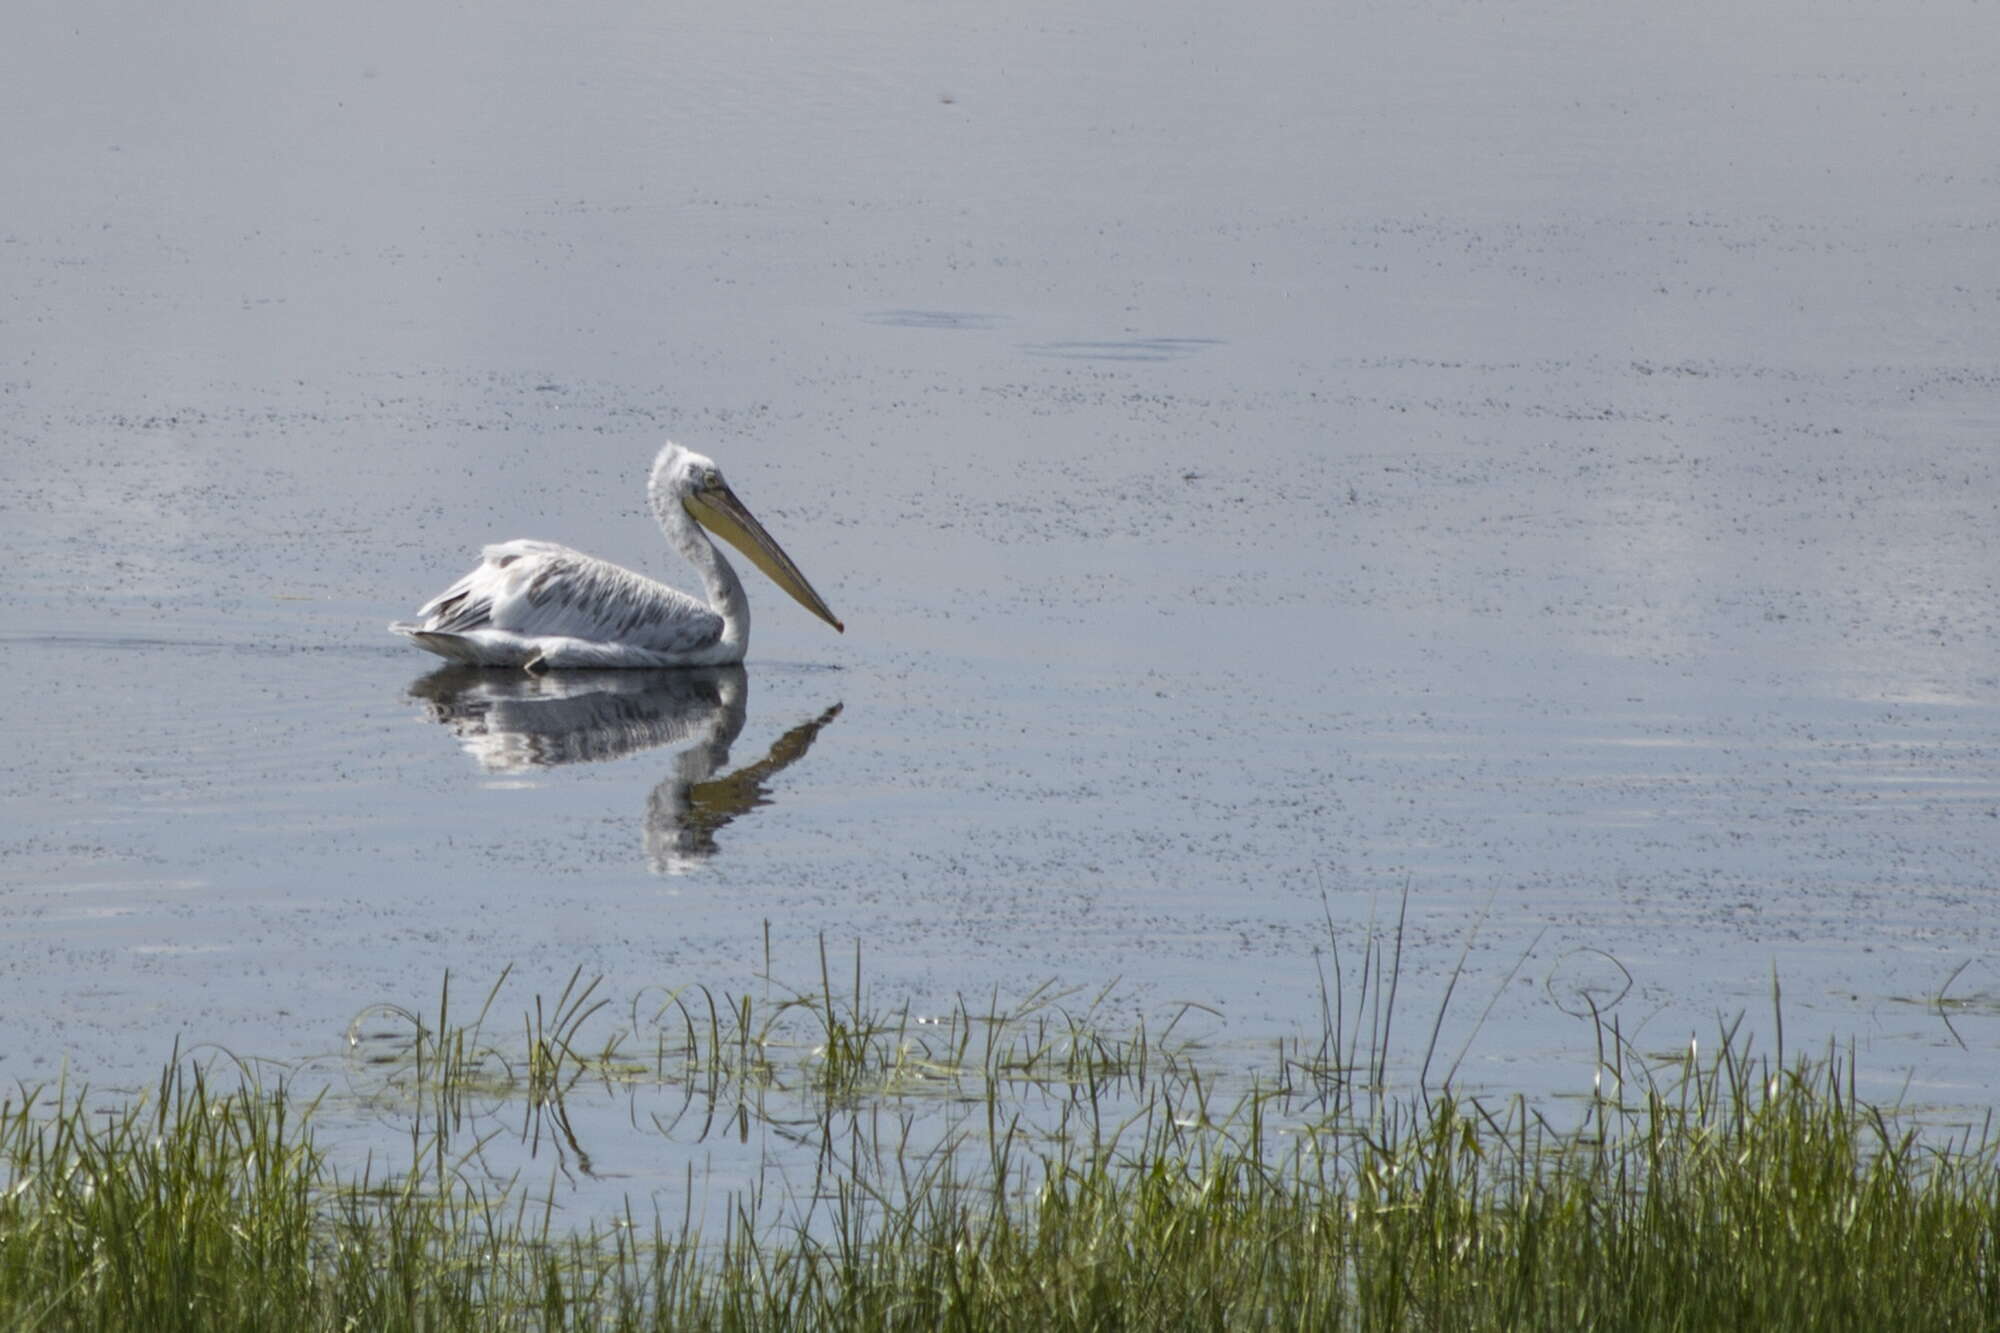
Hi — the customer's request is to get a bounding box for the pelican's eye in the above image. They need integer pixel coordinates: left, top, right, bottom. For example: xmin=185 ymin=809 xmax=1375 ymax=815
xmin=702 ymin=468 xmax=723 ymax=490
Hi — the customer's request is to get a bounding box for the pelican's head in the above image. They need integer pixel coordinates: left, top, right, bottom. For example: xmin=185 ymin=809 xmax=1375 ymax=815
xmin=650 ymin=443 xmax=844 ymax=633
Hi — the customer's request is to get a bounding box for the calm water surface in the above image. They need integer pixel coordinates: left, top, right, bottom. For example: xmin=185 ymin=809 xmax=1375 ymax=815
xmin=3 ymin=0 xmax=1998 ymax=1219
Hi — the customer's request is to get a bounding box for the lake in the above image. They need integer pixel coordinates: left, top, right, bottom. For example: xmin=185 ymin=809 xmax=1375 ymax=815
xmin=3 ymin=0 xmax=1997 ymax=1223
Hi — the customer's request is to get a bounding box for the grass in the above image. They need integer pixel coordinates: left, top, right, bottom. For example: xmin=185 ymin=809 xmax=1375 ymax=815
xmin=4 ymin=936 xmax=2000 ymax=1330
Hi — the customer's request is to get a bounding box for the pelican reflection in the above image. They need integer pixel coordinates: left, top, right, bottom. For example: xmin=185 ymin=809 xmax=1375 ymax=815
xmin=408 ymin=666 xmax=840 ymax=874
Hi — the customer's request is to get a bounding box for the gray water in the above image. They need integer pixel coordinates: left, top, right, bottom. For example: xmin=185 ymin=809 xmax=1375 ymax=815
xmin=4 ymin=0 xmax=1999 ymax=1220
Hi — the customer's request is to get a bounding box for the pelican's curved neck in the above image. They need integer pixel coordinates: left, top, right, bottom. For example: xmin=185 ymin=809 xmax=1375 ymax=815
xmin=650 ymin=471 xmax=748 ymax=652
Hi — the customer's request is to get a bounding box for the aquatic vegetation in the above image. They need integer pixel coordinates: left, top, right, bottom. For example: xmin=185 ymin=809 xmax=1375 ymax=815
xmin=3 ymin=942 xmax=1999 ymax=1331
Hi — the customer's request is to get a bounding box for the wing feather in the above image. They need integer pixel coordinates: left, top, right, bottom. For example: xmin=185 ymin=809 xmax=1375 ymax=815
xmin=405 ymin=541 xmax=724 ymax=654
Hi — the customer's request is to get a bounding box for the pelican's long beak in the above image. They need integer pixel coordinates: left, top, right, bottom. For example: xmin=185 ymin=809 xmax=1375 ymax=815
xmin=685 ymin=484 xmax=844 ymax=633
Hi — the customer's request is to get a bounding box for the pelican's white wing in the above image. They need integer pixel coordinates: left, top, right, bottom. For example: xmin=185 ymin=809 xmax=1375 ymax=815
xmin=393 ymin=541 xmax=724 ymax=668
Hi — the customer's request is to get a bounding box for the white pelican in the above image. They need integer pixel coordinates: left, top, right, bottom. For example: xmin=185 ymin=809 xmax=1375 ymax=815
xmin=391 ymin=442 xmax=843 ymax=670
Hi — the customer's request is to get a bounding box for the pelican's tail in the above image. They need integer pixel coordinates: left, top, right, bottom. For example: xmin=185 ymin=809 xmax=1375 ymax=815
xmin=390 ymin=622 xmax=521 ymax=666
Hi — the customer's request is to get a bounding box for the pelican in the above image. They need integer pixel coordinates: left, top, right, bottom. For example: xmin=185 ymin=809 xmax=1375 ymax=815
xmin=391 ymin=442 xmax=842 ymax=670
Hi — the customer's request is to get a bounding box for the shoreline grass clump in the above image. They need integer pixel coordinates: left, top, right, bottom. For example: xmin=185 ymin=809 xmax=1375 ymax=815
xmin=5 ymin=951 xmax=2000 ymax=1330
